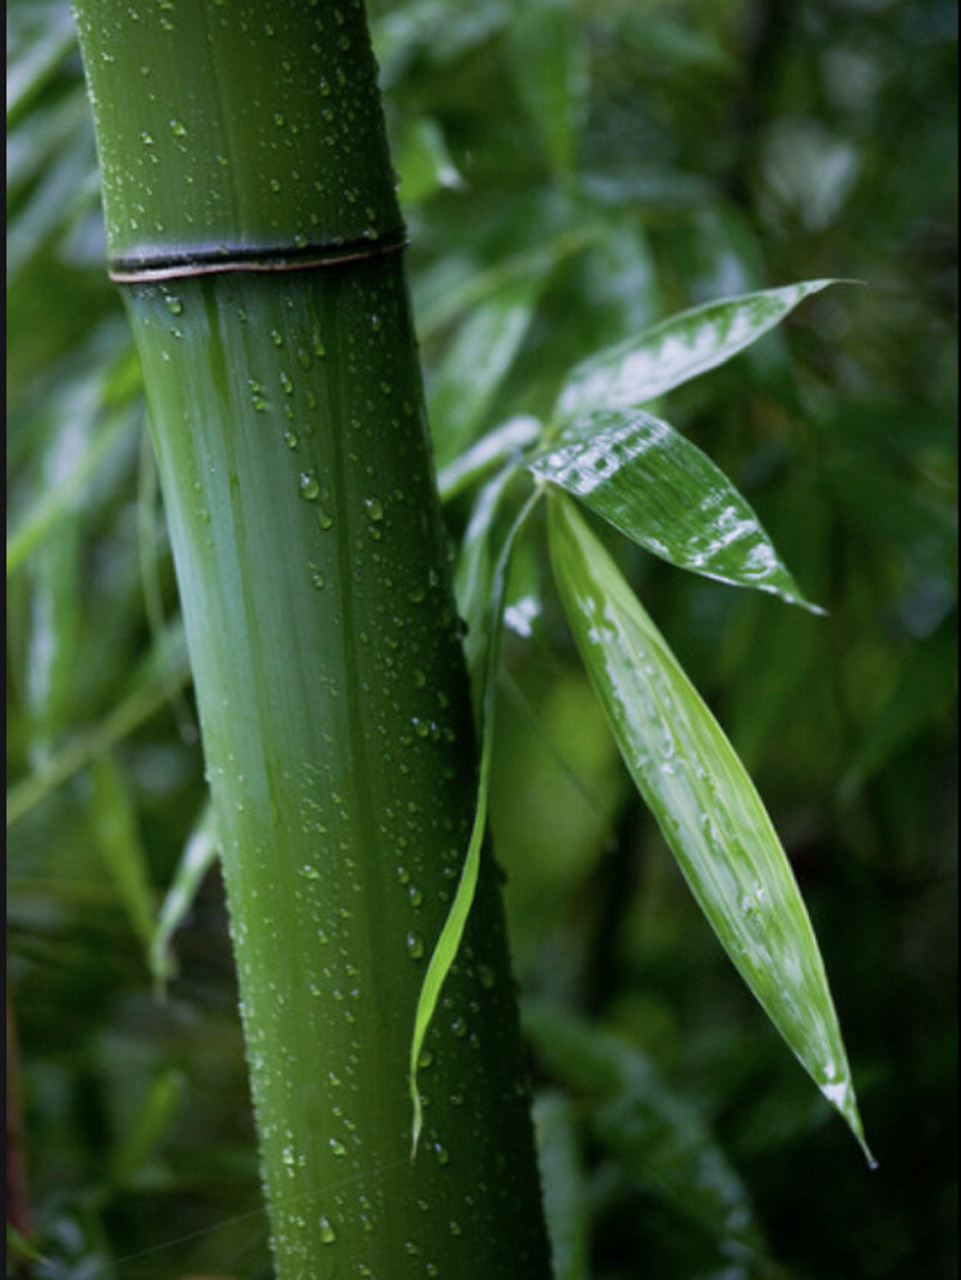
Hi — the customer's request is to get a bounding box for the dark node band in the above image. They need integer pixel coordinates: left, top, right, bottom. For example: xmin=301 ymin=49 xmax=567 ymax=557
xmin=108 ymin=230 xmax=408 ymax=283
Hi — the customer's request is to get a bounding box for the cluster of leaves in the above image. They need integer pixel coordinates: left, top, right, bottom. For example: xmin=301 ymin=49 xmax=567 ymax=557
xmin=7 ymin=1 xmax=956 ymax=1278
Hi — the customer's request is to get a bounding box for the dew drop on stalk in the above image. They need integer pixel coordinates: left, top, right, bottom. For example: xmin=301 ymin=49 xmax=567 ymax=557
xmin=406 ymin=931 xmax=424 ymax=960
xmin=318 ymin=1216 xmax=337 ymax=1244
xmin=299 ymin=470 xmax=321 ymax=501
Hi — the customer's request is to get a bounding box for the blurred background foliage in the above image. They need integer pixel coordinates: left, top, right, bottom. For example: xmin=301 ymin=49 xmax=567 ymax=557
xmin=6 ymin=0 xmax=957 ymax=1277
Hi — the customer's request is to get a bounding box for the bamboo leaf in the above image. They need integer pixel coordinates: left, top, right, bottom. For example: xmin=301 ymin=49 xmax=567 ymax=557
xmin=525 ymin=1003 xmax=781 ymax=1274
xmin=548 ymin=495 xmax=873 ymax=1164
xmin=429 ymin=273 xmax=546 ymax=469
xmin=90 ymin=751 xmax=162 ymax=970
xmin=438 ymin=414 xmax=542 ymax=504
xmin=556 ymin=279 xmax=842 ymax=420
xmin=531 ymin=1091 xmax=590 ymax=1280
xmin=410 ymin=489 xmax=542 ymax=1157
xmin=531 ymin=407 xmax=820 ymax=609
xmin=508 ymin=0 xmax=588 ymax=178
xmin=150 ymin=801 xmax=219 ymax=998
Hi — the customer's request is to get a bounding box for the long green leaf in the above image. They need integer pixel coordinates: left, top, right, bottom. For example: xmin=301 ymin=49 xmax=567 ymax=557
xmin=409 ymin=488 xmax=542 ymax=1156
xmin=556 ymin=279 xmax=841 ymax=420
xmin=548 ymin=495 xmax=873 ymax=1163
xmin=531 ymin=407 xmax=820 ymax=609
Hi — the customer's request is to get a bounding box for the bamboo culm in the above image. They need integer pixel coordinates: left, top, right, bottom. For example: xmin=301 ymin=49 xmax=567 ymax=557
xmin=72 ymin=2 xmax=552 ymax=1275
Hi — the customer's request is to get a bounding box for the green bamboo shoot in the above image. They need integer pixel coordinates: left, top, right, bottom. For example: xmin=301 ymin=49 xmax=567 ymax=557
xmin=72 ymin=2 xmax=552 ymax=1274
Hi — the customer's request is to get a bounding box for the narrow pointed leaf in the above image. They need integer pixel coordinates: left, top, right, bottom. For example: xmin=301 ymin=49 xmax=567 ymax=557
xmin=410 ymin=490 xmax=542 ymax=1157
xmin=438 ymin=414 xmax=542 ymax=504
xmin=531 ymin=407 xmax=820 ymax=609
xmin=556 ymin=279 xmax=841 ymax=420
xmin=548 ymin=495 xmax=873 ymax=1163
xmin=429 ymin=273 xmax=545 ymax=469
xmin=150 ymin=801 xmax=219 ymax=997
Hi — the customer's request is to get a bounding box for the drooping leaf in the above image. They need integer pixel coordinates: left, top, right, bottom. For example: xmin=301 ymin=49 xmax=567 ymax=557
xmin=548 ymin=494 xmax=873 ymax=1163
xmin=556 ymin=279 xmax=842 ymax=421
xmin=409 ymin=489 xmax=543 ymax=1157
xmin=531 ymin=407 xmax=820 ymax=609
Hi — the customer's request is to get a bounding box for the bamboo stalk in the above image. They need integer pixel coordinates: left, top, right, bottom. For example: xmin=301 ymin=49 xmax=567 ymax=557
xmin=73 ymin=3 xmax=551 ymax=1275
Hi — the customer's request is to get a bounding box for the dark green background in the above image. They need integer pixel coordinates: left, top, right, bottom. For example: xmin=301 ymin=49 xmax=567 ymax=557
xmin=7 ymin=1 xmax=956 ymax=1277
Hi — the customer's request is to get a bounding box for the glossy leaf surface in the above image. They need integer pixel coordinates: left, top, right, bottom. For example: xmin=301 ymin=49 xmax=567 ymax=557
xmin=556 ymin=279 xmax=840 ymax=420
xmin=531 ymin=407 xmax=819 ymax=608
xmin=548 ymin=495 xmax=873 ymax=1163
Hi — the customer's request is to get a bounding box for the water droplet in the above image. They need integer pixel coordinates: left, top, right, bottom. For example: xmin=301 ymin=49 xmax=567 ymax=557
xmin=169 ymin=118 xmax=187 ymax=137
xmin=319 ymin=1215 xmax=337 ymax=1244
xmin=300 ymin=470 xmax=321 ymax=501
xmin=163 ymin=294 xmax=183 ymax=315
xmin=364 ymin=496 xmax=384 ymax=521
xmin=270 ymin=328 xmax=284 ymax=347
xmin=311 ymin=568 xmax=326 ymax=590
xmin=408 ymin=884 xmax=423 ymax=907
xmin=451 ymin=1017 xmax=467 ymax=1038
xmin=406 ymin=931 xmax=424 ymax=960
xmin=329 ymin=1138 xmax=347 ymax=1157
xmin=317 ymin=509 xmax=334 ymax=531
xmin=433 ymin=1142 xmax=450 ymax=1165
xmin=478 ymin=964 xmax=496 ymax=990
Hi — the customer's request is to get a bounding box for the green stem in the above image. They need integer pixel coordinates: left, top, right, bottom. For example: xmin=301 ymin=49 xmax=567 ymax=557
xmin=72 ymin=2 xmax=552 ymax=1275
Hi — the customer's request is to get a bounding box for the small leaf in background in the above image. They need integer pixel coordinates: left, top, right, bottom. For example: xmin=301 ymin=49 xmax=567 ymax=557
xmin=90 ymin=751 xmax=165 ymax=977
xmin=556 ymin=279 xmax=842 ymax=421
xmin=532 ymin=1090 xmax=590 ymax=1280
xmin=548 ymin=495 xmax=874 ymax=1164
xmin=428 ymin=273 xmax=546 ymax=470
xmin=394 ymin=115 xmax=464 ymax=207
xmin=105 ymin=1067 xmax=186 ymax=1192
xmin=508 ymin=0 xmax=588 ymax=179
xmin=438 ymin=414 xmax=542 ymax=503
xmin=531 ymin=407 xmax=820 ymax=609
xmin=525 ymin=1004 xmax=785 ymax=1279
xmin=151 ymin=801 xmax=219 ymax=997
